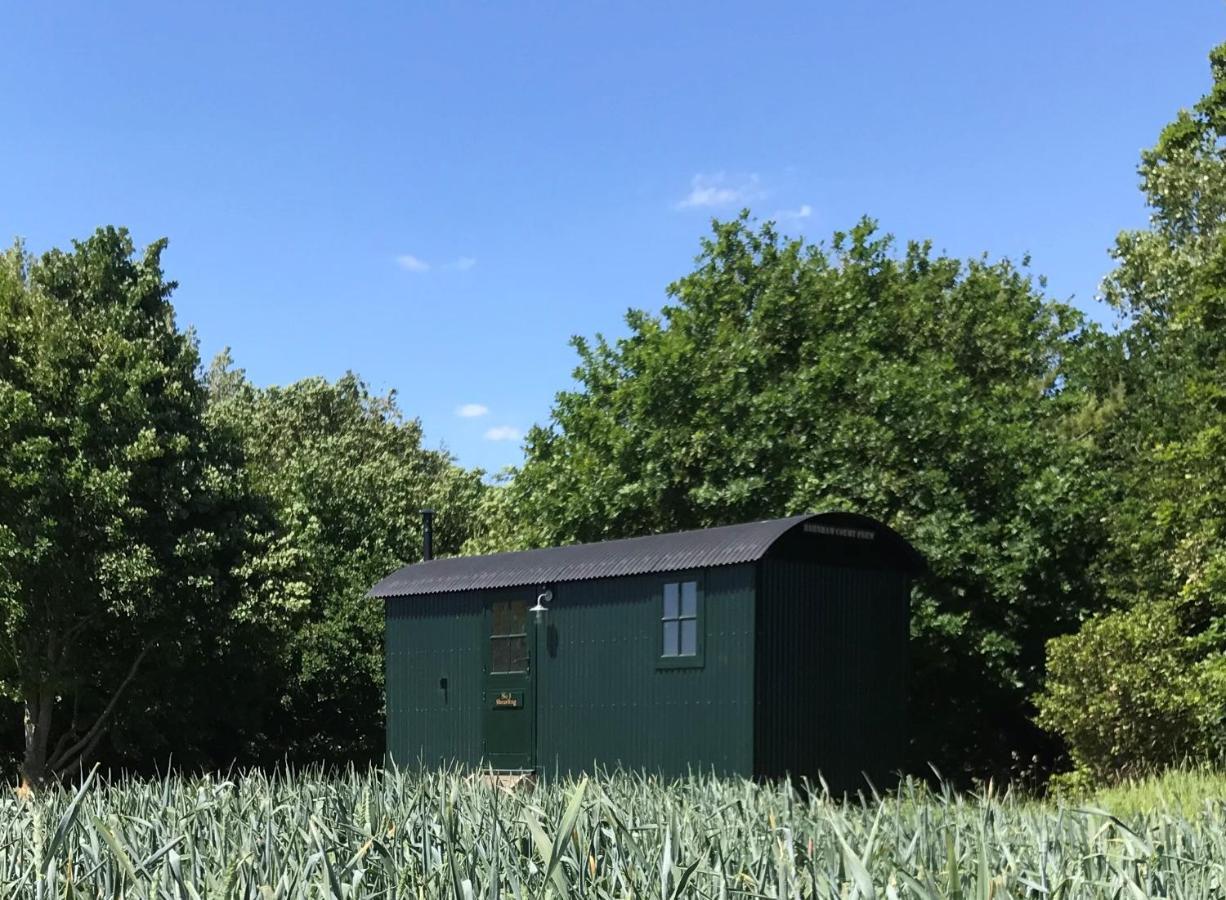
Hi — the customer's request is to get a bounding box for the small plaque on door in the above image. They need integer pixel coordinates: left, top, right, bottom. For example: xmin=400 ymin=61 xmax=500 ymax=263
xmin=492 ymin=690 xmax=523 ymax=709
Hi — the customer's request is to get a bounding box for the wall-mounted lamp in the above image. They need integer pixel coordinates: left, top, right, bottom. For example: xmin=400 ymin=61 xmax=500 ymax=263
xmin=530 ymin=588 xmax=552 ymax=624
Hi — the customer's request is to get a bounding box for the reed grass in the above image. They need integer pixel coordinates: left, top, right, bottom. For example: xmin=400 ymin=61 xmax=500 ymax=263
xmin=2 ymin=765 xmax=1224 ymax=898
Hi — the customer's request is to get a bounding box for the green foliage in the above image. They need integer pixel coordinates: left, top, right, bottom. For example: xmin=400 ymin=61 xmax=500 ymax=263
xmin=1038 ymin=43 xmax=1226 ymax=783
xmin=1095 ymin=42 xmax=1226 ymax=614
xmin=4 ymin=768 xmax=1226 ymax=897
xmin=1037 ymin=602 xmax=1226 ymax=782
xmin=0 ymin=229 xmax=254 ymax=783
xmin=206 ymin=357 xmax=488 ymax=765
xmin=494 ymin=215 xmax=1106 ymax=779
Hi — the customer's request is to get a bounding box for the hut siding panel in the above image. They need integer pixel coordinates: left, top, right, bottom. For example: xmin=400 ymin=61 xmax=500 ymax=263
xmin=385 ymin=593 xmax=484 ymax=767
xmin=754 ymin=560 xmax=908 ymax=790
xmin=536 ymin=564 xmax=755 ymax=777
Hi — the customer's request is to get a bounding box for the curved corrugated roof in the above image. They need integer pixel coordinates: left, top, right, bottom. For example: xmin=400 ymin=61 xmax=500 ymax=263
xmin=370 ymin=512 xmax=923 ymax=598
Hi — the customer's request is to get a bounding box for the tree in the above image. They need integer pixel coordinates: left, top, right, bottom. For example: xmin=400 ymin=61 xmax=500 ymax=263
xmin=1093 ymin=43 xmax=1226 ymax=612
xmin=1037 ymin=44 xmax=1226 ymax=780
xmin=206 ymin=357 xmax=488 ymax=765
xmin=492 ymin=215 xmax=1107 ymax=779
xmin=0 ymin=229 xmax=251 ymax=786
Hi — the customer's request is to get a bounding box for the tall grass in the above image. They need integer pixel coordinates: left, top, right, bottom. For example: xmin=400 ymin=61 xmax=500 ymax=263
xmin=1083 ymin=765 xmax=1226 ymax=821
xmin=2 ymin=766 xmax=1224 ymax=898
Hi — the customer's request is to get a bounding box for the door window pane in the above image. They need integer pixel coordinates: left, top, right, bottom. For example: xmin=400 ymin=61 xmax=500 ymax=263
xmin=491 ymin=636 xmax=510 ymax=672
xmin=491 ymin=635 xmax=528 ymax=673
xmin=492 ymin=600 xmax=527 ymax=637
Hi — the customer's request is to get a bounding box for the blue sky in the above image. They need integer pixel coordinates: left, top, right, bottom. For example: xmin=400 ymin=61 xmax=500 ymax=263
xmin=3 ymin=3 xmax=1223 ymax=474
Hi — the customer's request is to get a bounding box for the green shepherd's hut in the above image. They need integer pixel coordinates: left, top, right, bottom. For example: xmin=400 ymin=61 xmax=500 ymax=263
xmin=372 ymin=512 xmax=924 ymax=789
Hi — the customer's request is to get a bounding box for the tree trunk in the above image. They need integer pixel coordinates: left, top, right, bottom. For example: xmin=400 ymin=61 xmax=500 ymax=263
xmin=19 ymin=642 xmax=152 ymax=790
xmin=21 ymin=688 xmax=52 ymax=791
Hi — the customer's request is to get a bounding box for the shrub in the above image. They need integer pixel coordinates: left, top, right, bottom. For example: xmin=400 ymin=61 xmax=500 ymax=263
xmin=1037 ymin=601 xmax=1226 ymax=782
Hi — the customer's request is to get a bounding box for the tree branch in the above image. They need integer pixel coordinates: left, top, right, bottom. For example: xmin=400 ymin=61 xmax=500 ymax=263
xmin=47 ymin=691 xmax=83 ymax=769
xmin=47 ymin=642 xmax=153 ymax=775
xmin=61 ymin=612 xmax=101 ymax=647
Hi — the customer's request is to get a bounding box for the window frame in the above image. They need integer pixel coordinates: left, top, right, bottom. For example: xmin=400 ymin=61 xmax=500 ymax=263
xmin=657 ymin=575 xmax=705 ymax=669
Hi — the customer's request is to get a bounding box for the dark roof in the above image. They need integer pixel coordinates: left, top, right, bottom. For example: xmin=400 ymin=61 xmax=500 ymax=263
xmin=370 ymin=512 xmax=923 ymax=598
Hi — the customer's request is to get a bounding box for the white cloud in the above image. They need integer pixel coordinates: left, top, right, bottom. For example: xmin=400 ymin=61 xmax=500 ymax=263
xmin=676 ymin=172 xmax=763 ymax=210
xmin=483 ymin=425 xmax=522 ymax=442
xmin=397 ymin=254 xmax=476 ymax=272
xmin=456 ymin=403 xmax=489 ymax=418
xmin=774 ymin=203 xmax=813 ymax=221
xmin=396 ymin=254 xmax=430 ymax=272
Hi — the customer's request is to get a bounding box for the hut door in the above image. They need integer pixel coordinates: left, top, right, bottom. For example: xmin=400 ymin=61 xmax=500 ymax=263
xmin=483 ymin=597 xmax=535 ymax=770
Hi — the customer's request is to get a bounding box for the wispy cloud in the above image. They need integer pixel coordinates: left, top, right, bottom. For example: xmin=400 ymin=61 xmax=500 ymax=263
xmin=774 ymin=203 xmax=813 ymax=222
xmin=396 ymin=254 xmax=430 ymax=272
xmin=676 ymin=172 xmax=763 ymax=210
xmin=483 ymin=425 xmax=522 ymax=442
xmin=456 ymin=403 xmax=489 ymax=418
xmin=396 ymin=254 xmax=476 ymax=273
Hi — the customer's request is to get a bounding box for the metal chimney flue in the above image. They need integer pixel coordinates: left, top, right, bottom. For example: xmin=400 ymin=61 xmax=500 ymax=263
xmin=421 ymin=508 xmax=435 ymax=561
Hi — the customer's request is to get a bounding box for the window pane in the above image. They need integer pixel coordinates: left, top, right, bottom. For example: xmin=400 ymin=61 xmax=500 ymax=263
xmin=491 ymin=636 xmax=511 ymax=671
xmin=680 ymin=619 xmax=697 ymax=656
xmin=492 ymin=600 xmax=527 ymax=636
xmin=663 ymin=583 xmax=679 ymax=619
xmin=491 ymin=636 xmax=528 ymax=673
xmin=680 ymin=581 xmax=697 ymax=618
xmin=508 ymin=635 xmax=528 ymax=671
xmin=662 ymin=620 xmax=679 ymax=656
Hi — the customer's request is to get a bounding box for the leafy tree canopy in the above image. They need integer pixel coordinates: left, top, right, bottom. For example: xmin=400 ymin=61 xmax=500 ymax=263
xmin=206 ymin=357 xmax=488 ymax=764
xmin=1096 ymin=42 xmax=1226 ymax=612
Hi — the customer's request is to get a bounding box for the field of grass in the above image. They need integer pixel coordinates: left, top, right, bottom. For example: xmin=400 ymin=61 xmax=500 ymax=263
xmin=3 ymin=766 xmax=1225 ymax=899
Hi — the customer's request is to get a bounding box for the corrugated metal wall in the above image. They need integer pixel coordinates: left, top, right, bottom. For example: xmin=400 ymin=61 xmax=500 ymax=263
xmin=384 ymin=592 xmax=484 ymax=768
xmin=536 ymin=564 xmax=756 ymax=777
xmin=754 ymin=561 xmax=909 ymax=792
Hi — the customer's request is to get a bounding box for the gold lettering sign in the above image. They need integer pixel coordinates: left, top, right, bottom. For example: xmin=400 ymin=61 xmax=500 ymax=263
xmin=494 ymin=691 xmax=520 ymax=708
